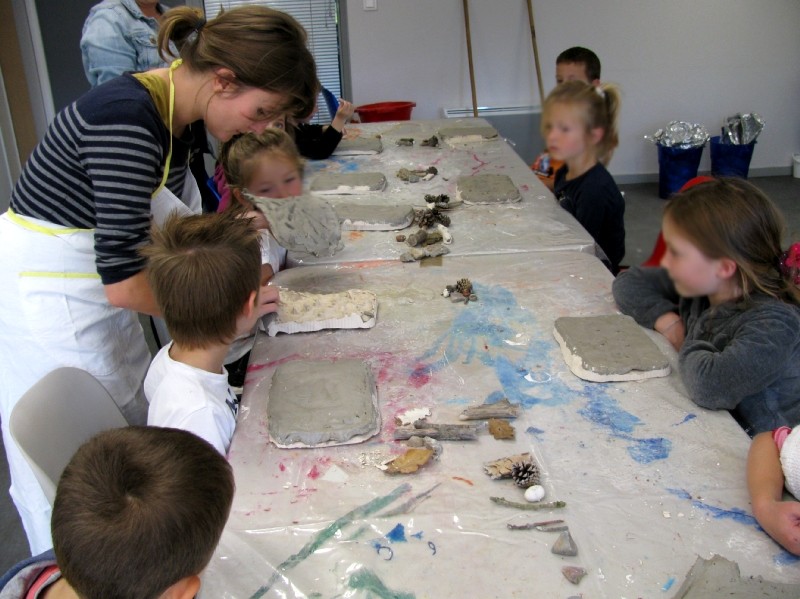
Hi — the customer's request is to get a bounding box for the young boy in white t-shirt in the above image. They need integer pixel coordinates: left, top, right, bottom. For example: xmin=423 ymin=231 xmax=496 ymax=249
xmin=141 ymin=209 xmax=278 ymax=454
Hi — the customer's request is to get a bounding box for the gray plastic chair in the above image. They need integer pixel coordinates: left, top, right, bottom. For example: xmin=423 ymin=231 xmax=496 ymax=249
xmin=9 ymin=367 xmax=128 ymax=505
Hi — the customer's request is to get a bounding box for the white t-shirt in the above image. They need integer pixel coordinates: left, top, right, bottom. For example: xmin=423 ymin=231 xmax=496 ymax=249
xmin=144 ymin=342 xmax=238 ymax=455
xmin=260 ymin=229 xmax=287 ymax=275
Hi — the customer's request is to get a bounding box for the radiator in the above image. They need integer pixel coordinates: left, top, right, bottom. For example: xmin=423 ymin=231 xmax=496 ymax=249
xmin=443 ymin=105 xmax=543 ymax=165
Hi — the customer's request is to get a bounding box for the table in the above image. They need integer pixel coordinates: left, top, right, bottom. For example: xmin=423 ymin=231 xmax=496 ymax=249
xmin=288 ymin=119 xmax=594 ymax=266
xmin=202 ymin=251 xmax=798 ymax=598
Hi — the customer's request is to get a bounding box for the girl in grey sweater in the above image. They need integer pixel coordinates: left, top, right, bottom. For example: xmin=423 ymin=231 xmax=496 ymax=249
xmin=613 ymin=178 xmax=800 ymax=436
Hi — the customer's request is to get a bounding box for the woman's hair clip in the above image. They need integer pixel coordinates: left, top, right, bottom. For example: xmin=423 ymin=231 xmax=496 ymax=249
xmin=595 ymin=85 xmax=605 ymax=99
xmin=780 ymin=242 xmax=800 ymax=285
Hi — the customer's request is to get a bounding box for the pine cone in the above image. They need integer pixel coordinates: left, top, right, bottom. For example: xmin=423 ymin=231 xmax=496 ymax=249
xmin=511 ymin=460 xmax=540 ymax=488
xmin=455 ymin=278 xmax=472 ymax=296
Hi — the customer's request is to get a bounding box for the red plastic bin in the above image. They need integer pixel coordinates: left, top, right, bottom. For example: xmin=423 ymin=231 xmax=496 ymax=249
xmin=355 ymin=101 xmax=416 ymax=123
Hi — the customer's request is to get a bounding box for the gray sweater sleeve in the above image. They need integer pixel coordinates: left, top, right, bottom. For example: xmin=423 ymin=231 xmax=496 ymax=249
xmin=612 ymin=266 xmax=680 ymax=329
xmin=679 ymin=303 xmax=800 ymax=410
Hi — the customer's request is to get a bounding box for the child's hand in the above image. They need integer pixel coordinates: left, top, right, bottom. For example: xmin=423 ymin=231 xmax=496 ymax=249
xmin=753 ymin=498 xmax=800 ymax=555
xmin=257 ymin=284 xmax=280 ymax=318
xmin=655 ymin=312 xmax=685 ymax=351
xmin=331 ymin=100 xmax=354 ymax=132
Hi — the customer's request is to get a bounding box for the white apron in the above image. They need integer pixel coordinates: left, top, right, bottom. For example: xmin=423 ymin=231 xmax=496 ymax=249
xmin=0 ymin=59 xmax=200 ymax=554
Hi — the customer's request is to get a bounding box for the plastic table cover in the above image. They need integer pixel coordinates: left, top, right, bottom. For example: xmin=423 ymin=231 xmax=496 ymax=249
xmin=201 ymin=252 xmax=798 ymax=598
xmin=287 ymin=119 xmax=595 ymax=267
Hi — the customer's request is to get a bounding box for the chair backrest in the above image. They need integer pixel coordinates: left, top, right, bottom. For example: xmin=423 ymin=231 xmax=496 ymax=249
xmin=9 ymin=367 xmax=128 ymax=505
xmin=642 ymin=175 xmax=715 ymax=267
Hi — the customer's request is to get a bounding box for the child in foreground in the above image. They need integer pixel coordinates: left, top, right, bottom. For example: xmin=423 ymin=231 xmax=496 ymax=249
xmin=613 ymin=177 xmax=800 ymax=435
xmin=542 ymin=79 xmax=625 ymax=273
xmin=142 ymin=210 xmax=276 ymax=454
xmin=532 ymin=46 xmax=602 ymax=190
xmin=748 ymin=425 xmax=800 ymax=555
xmin=0 ymin=426 xmax=234 ymax=598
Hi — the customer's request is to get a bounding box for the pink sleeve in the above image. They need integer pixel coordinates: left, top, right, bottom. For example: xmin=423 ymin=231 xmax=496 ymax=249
xmin=773 ymin=426 xmax=792 ymax=451
xmin=213 ymin=163 xmax=232 ymax=213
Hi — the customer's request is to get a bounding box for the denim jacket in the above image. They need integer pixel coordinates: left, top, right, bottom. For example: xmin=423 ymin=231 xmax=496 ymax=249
xmin=80 ymin=0 xmax=173 ymax=86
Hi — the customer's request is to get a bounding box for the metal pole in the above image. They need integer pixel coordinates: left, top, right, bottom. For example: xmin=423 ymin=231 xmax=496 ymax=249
xmin=525 ymin=0 xmax=545 ymax=107
xmin=462 ymin=0 xmax=479 ymax=118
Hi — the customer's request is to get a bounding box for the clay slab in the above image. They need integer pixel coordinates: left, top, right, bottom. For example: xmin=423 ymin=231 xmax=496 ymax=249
xmin=553 ymin=314 xmax=670 ymax=382
xmin=331 ymin=137 xmax=383 ymax=156
xmin=671 ymin=554 xmax=800 ymax=599
xmin=438 ymin=125 xmax=499 ymax=146
xmin=310 ymin=172 xmax=387 ymax=195
xmin=266 ymin=289 xmax=377 ymax=336
xmin=334 ymin=204 xmax=414 ymax=231
xmin=267 ymin=359 xmax=380 ymax=448
xmin=456 ymin=174 xmax=521 ymax=205
xmin=248 ymin=194 xmax=341 ymax=257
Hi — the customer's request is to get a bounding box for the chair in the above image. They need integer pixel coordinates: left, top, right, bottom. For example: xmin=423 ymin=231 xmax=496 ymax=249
xmin=642 ymin=175 xmax=714 ymax=267
xmin=9 ymin=367 xmax=128 ymax=505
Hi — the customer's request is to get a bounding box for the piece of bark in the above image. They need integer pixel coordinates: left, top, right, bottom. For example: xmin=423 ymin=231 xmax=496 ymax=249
xmin=483 ymin=453 xmax=531 ymax=479
xmin=383 ymin=448 xmax=433 ymax=474
xmin=488 ymin=418 xmax=515 ymax=439
xmin=459 ymin=398 xmax=520 ymax=420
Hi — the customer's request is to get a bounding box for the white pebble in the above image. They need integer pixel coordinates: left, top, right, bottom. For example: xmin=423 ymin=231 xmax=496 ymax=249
xmin=524 ymin=485 xmax=545 ymax=502
xmin=442 ymin=288 xmax=450 ymax=297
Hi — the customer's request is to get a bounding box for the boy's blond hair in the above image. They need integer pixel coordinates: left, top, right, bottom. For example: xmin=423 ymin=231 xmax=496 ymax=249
xmin=141 ymin=209 xmax=261 ymax=349
xmin=52 ymin=426 xmax=234 ymax=599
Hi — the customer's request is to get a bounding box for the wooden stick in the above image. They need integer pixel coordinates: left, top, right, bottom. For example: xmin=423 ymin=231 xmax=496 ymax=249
xmin=460 ymin=398 xmax=520 ymax=420
xmin=490 ymin=497 xmax=566 ymax=510
xmin=525 ymin=0 xmax=545 ymax=106
xmin=394 ymin=421 xmax=479 ymax=441
xmin=462 ymin=0 xmax=479 ymax=118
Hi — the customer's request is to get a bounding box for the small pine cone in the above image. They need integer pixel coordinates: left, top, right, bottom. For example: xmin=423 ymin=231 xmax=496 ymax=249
xmin=455 ymin=278 xmax=472 ymax=296
xmin=511 ymin=461 xmax=540 ymax=488
xmin=437 ymin=211 xmax=451 ymax=227
xmin=417 ymin=209 xmax=435 ymax=229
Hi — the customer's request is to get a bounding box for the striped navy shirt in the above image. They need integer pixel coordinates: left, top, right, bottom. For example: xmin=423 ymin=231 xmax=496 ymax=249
xmin=10 ymin=74 xmax=191 ymax=284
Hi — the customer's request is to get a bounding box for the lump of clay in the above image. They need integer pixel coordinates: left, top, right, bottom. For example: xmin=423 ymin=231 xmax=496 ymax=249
xmin=333 ymin=204 xmax=414 ymax=231
xmin=248 ymin=194 xmax=341 ymax=257
xmin=267 ymin=359 xmax=380 ymax=448
xmin=455 ymin=174 xmax=521 ymax=205
xmin=331 ymin=137 xmax=383 ymax=156
xmin=266 ymin=289 xmax=378 ymax=336
xmin=310 ymin=172 xmax=387 ymax=195
xmin=553 ymin=314 xmax=671 ymax=382
xmin=438 ymin=125 xmax=499 ymax=145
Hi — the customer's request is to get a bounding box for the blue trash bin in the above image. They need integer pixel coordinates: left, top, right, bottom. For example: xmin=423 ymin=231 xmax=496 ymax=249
xmin=710 ymin=136 xmax=756 ymax=179
xmin=657 ymin=144 xmax=705 ymax=199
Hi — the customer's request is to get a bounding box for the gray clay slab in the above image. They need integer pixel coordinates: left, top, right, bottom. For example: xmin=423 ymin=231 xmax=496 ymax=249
xmin=331 ymin=137 xmax=383 ymax=155
xmin=438 ymin=125 xmax=499 ymax=142
xmin=671 ymin=554 xmax=800 ymax=599
xmin=334 ymin=204 xmax=414 ymax=231
xmin=310 ymin=172 xmax=387 ymax=195
xmin=553 ymin=314 xmax=670 ymax=382
xmin=456 ymin=174 xmax=521 ymax=205
xmin=248 ymin=194 xmax=342 ymax=257
xmin=267 ymin=359 xmax=380 ymax=448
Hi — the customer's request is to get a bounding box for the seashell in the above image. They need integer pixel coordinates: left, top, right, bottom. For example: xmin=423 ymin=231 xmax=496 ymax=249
xmin=551 ymin=530 xmax=578 ymax=556
xmin=524 ymin=485 xmax=545 ymax=502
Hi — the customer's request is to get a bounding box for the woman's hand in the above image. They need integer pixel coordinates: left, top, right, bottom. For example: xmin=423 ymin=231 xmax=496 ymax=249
xmin=243 ymin=209 xmax=269 ymax=231
xmin=654 ymin=311 xmax=685 ymax=351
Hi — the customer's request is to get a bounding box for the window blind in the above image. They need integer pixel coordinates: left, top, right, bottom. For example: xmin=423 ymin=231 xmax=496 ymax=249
xmin=203 ymin=0 xmax=342 ymax=123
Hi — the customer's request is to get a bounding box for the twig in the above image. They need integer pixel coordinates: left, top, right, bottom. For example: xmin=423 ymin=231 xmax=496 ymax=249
xmin=506 ymin=519 xmax=564 ymax=531
xmin=490 ymin=497 xmax=566 ymax=510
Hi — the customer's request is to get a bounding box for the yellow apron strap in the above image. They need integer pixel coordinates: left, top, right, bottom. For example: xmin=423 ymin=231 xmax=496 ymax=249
xmin=6 ymin=208 xmax=92 ymax=236
xmin=153 ymin=58 xmax=182 ymax=197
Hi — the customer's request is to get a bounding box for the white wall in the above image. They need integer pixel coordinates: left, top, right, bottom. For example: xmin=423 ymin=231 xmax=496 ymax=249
xmin=345 ymin=0 xmax=800 ymax=180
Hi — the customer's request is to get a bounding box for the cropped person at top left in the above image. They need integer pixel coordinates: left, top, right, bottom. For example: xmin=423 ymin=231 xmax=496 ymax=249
xmin=81 ymin=0 xmax=172 ymax=86
xmin=0 ymin=5 xmax=318 ymax=556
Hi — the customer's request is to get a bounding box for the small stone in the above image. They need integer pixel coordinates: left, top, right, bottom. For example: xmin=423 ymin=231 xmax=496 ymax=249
xmin=551 ymin=530 xmax=578 ymax=556
xmin=524 ymin=485 xmax=545 ymax=502
xmin=396 ymin=234 xmax=406 ymax=242
xmin=561 ymin=566 xmax=587 ymax=585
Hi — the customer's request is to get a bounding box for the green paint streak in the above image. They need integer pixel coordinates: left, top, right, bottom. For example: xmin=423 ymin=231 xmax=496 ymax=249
xmin=348 ymin=568 xmax=416 ymax=599
xmin=248 ymin=483 xmax=411 ymax=599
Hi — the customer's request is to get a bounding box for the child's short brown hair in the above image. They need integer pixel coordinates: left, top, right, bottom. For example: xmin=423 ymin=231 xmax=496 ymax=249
xmin=556 ymin=46 xmax=601 ymax=82
xmin=142 ymin=209 xmax=261 ymax=349
xmin=51 ymin=426 xmax=234 ymax=599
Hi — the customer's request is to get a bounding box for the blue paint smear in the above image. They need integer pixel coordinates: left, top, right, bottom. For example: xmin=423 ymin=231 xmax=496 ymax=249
xmin=411 ymin=531 xmax=424 ymax=540
xmin=386 ymin=523 xmax=407 ymax=543
xmin=409 ymin=282 xmax=673 ymax=464
xmin=661 ymin=577 xmax=675 ymax=591
xmin=666 ymin=487 xmax=800 ymax=564
xmin=526 ymin=426 xmax=545 ymax=435
xmin=674 ymin=413 xmax=697 ymax=426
